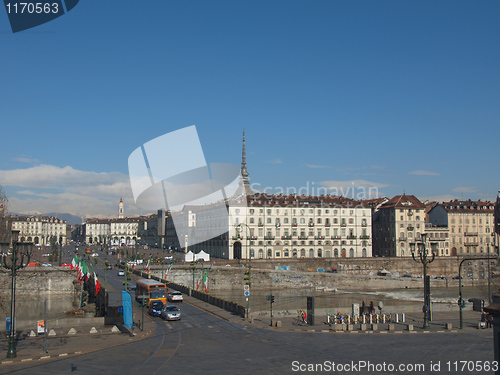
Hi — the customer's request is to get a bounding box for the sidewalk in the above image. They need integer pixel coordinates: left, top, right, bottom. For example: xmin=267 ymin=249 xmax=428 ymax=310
xmin=0 ymin=301 xmax=153 ymax=368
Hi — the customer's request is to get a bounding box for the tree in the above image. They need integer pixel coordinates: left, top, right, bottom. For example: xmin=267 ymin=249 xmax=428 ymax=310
xmin=0 ymin=185 xmax=9 ymax=242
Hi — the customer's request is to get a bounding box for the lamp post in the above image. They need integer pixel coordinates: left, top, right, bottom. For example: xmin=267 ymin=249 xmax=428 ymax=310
xmin=236 ymin=223 xmax=252 ymax=319
xmin=410 ymin=233 xmax=435 ymax=329
xmin=0 ymin=229 xmax=33 ymax=358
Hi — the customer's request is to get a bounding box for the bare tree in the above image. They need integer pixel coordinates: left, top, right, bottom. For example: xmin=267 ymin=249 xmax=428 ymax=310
xmin=0 ymin=185 xmax=9 ymax=241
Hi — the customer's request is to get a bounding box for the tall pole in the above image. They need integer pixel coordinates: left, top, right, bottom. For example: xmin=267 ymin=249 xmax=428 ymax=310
xmin=488 ymin=245 xmax=492 ymax=304
xmin=412 ymin=234 xmax=435 ymax=329
xmin=1 ymin=230 xmax=32 ymax=358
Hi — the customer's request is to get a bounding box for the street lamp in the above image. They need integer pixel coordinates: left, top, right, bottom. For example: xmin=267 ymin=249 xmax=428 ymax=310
xmin=410 ymin=233 xmax=436 ymax=329
xmin=0 ymin=229 xmax=33 ymax=358
xmin=236 ymin=223 xmax=252 ymax=319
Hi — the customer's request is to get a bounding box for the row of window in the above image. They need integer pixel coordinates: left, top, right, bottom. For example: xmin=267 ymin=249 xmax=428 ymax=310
xmin=237 ymin=208 xmax=368 ymax=216
xmin=246 ymin=248 xmax=368 ymax=259
xmin=241 ymin=217 xmax=368 ymax=225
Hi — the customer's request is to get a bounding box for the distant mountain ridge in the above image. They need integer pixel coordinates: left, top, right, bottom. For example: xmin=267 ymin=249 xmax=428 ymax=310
xmin=44 ymin=213 xmax=83 ymax=226
xmin=11 ymin=212 xmax=83 ymax=226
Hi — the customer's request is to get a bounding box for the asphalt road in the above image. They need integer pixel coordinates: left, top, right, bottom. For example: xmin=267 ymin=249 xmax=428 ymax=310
xmin=4 ymin=245 xmax=492 ymax=375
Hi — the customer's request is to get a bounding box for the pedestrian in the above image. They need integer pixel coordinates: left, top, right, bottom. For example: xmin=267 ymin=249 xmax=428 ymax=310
xmin=369 ymin=301 xmax=374 ymax=315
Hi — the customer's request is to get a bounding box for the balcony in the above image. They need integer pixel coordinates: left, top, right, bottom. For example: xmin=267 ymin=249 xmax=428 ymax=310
xmin=341 ymin=224 xmax=346 ymax=227
xmin=464 ymin=232 xmax=478 ymax=236
xmin=360 ymin=235 xmax=370 ymax=239
xmin=325 ymin=223 xmax=331 ymax=227
xmin=298 ymin=236 xmax=308 ymax=240
xmin=231 ymin=236 xmax=241 ymax=240
xmin=315 ymin=236 xmax=325 ymax=240
xmin=331 ymin=235 xmax=341 ymax=239
xmin=361 ymin=222 xmax=367 ymax=227
xmin=264 ymin=236 xmax=275 ymax=240
xmin=282 ymin=235 xmax=292 ymax=240
xmin=250 ymin=236 xmax=258 ymax=240
xmin=407 ymin=226 xmax=414 ymax=231
xmin=347 ymin=235 xmax=357 ymax=239
xmin=258 ymin=223 xmax=264 ymax=227
xmin=292 ymin=223 xmax=297 ymax=227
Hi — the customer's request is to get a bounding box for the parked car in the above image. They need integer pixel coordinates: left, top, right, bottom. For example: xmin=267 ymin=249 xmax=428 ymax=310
xmin=161 ymin=305 xmax=181 ymax=321
xmin=148 ymin=300 xmax=164 ymax=317
xmin=42 ymin=263 xmax=52 ymax=267
xmin=167 ymin=291 xmax=183 ymax=303
xmin=117 ymin=270 xmax=125 ymax=276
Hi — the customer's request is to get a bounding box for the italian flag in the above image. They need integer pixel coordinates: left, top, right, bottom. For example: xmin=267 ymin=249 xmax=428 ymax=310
xmin=70 ymin=255 xmax=78 ymax=270
xmin=164 ymin=262 xmax=173 ymax=280
xmin=196 ymin=265 xmax=204 ymax=291
xmin=92 ymin=266 xmax=101 ymax=294
xmin=77 ymin=260 xmax=83 ymax=283
xmin=80 ymin=261 xmax=89 ymax=283
xmin=203 ymin=269 xmax=209 ymax=293
xmin=145 ymin=259 xmax=150 ymax=273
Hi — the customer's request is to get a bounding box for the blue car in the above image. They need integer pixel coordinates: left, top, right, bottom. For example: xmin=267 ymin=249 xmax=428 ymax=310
xmin=148 ymin=300 xmax=164 ymax=317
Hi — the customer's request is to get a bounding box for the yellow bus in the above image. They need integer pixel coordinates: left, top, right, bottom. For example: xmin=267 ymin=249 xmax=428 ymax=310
xmin=135 ymin=279 xmax=167 ymax=307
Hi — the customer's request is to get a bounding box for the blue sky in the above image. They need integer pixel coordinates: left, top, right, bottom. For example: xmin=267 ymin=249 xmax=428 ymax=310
xmin=1 ymin=0 xmax=499 ymax=218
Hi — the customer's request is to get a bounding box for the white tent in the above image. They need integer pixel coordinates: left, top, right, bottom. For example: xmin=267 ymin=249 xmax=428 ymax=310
xmin=195 ymin=250 xmax=210 ymax=262
xmin=184 ymin=251 xmax=194 ymax=262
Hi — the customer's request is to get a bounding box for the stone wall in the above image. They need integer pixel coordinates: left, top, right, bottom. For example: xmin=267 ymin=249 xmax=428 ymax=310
xmin=0 ymin=268 xmax=76 ymax=296
xmin=152 ymin=255 xmax=499 ymax=292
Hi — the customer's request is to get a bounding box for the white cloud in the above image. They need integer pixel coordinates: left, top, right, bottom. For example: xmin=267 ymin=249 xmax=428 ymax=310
xmin=0 ymin=164 xmax=126 ymax=189
xmin=0 ymin=165 xmax=138 ymax=217
xmin=306 ymin=164 xmax=330 ymax=169
xmin=410 ymin=170 xmax=440 ymax=176
xmin=13 ymin=157 xmax=41 ymax=164
xmin=319 ymin=180 xmax=389 ymax=199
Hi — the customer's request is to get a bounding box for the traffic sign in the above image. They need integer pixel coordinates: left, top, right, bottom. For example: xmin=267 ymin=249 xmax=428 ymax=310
xmin=243 ymin=285 xmax=249 ymax=291
xmin=244 ymin=290 xmax=250 ymax=296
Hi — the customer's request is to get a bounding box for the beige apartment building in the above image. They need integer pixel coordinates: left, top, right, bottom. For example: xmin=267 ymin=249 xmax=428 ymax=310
xmin=428 ymin=200 xmax=495 ymax=256
xmin=10 ymin=215 xmax=67 ymax=245
xmin=373 ymin=194 xmax=428 ymax=257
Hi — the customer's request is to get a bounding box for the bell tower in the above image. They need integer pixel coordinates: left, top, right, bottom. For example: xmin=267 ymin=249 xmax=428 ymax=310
xmin=118 ymin=198 xmax=124 ymax=218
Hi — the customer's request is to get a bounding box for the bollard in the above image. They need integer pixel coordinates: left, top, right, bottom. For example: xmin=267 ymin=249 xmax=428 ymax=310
xmin=383 ymin=314 xmax=386 ymax=324
xmin=402 ymin=313 xmax=405 ymax=323
xmin=395 ymin=313 xmax=399 ymax=323
xmin=362 ymin=315 xmax=366 ymax=324
xmin=407 ymin=324 xmax=413 ymax=331
xmin=370 ymin=315 xmax=373 ymax=324
xmin=371 ymin=324 xmax=378 ymax=331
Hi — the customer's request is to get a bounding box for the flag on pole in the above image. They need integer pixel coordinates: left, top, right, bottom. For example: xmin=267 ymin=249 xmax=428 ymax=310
xmin=81 ymin=261 xmax=90 ymax=283
xmin=164 ymin=262 xmax=173 ymax=279
xmin=71 ymin=255 xmax=78 ymax=270
xmin=92 ymin=266 xmax=101 ymax=294
xmin=196 ymin=264 xmax=204 ymax=291
xmin=77 ymin=260 xmax=83 ymax=283
xmin=146 ymin=259 xmax=150 ymax=273
xmin=203 ymin=269 xmax=209 ymax=293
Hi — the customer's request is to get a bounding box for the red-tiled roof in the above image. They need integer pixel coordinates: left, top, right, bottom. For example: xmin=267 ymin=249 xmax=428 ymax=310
xmin=439 ymin=199 xmax=494 ymax=213
xmin=378 ymin=194 xmax=425 ymax=209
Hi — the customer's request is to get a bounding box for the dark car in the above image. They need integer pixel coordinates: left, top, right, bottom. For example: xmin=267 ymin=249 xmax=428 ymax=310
xmin=148 ymin=300 xmax=164 ymax=317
